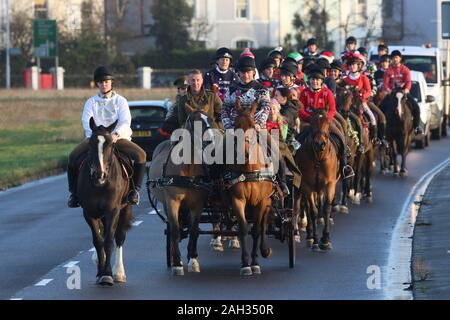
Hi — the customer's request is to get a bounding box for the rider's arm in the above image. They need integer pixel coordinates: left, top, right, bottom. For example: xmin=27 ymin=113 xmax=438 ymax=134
xmin=298 ymin=92 xmax=311 ymax=123
xmin=81 ymin=97 xmax=95 ymax=138
xmin=254 ymin=89 xmax=271 ymax=128
xmin=221 ymin=92 xmax=233 ymax=130
xmin=326 ymin=90 xmax=336 ymax=122
xmin=402 ymin=66 xmax=412 ymax=92
xmin=113 ymin=96 xmax=132 ymax=139
xmin=213 ymin=91 xmax=223 ymax=124
xmin=382 ymin=68 xmax=392 ymax=93
xmin=362 ymin=76 xmax=372 ymax=101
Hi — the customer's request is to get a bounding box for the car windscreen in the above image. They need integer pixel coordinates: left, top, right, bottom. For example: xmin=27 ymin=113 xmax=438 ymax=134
xmin=410 ymin=81 xmax=421 ymax=102
xmin=402 ymin=55 xmax=437 ymax=84
xmin=130 ymin=106 xmax=166 ymax=123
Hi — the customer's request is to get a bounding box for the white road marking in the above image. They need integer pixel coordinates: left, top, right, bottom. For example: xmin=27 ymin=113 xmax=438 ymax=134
xmin=63 ymin=261 xmax=79 ymax=268
xmin=10 ymin=298 xmax=23 ymax=300
xmin=385 ymin=157 xmax=450 ymax=300
xmin=132 ymin=220 xmax=143 ymax=227
xmin=148 ymin=210 xmax=157 ymax=215
xmin=35 ymin=279 xmax=53 ymax=286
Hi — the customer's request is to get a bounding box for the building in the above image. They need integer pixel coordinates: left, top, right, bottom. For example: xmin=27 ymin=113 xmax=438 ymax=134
xmin=187 ymin=0 xmax=292 ymax=49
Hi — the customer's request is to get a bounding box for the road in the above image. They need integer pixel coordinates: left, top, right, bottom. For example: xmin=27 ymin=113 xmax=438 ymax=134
xmin=2 ymin=137 xmax=450 ymax=300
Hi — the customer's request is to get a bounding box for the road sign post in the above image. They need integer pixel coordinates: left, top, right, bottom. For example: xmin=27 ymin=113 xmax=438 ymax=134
xmin=33 ymin=19 xmax=58 ymax=89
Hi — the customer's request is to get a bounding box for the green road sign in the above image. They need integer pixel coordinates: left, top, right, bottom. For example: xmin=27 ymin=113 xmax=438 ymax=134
xmin=33 ymin=19 xmax=58 ymax=57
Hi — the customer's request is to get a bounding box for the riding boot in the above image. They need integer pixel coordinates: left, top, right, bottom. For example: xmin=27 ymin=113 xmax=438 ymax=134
xmin=407 ymin=95 xmax=423 ymax=134
xmin=67 ymin=165 xmax=80 ymax=208
xmin=370 ymin=124 xmax=381 ymax=146
xmin=340 ymin=144 xmax=354 ymax=179
xmin=128 ymin=162 xmax=146 ymax=205
xmin=379 ymin=121 xmax=389 ymax=148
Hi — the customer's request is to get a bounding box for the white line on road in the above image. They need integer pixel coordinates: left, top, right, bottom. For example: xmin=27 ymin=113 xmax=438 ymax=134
xmin=35 ymin=279 xmax=53 ymax=287
xmin=63 ymin=261 xmax=79 ymax=268
xmin=10 ymin=298 xmax=23 ymax=300
xmin=385 ymin=157 xmax=450 ymax=300
xmin=148 ymin=210 xmax=157 ymax=215
xmin=132 ymin=220 xmax=143 ymax=227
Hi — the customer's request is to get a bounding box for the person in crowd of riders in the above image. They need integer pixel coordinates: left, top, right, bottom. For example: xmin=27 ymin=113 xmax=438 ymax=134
xmin=342 ymin=53 xmax=381 ymax=149
xmin=374 ymin=55 xmax=391 ymax=89
xmin=67 ymin=66 xmax=147 ymax=208
xmin=303 ymin=38 xmax=321 ymax=59
xmin=340 ymin=36 xmax=358 ymax=61
xmin=330 ymin=59 xmax=344 ymax=82
xmin=159 ymin=76 xmax=189 ymax=136
xmin=267 ymin=46 xmax=284 ymax=80
xmin=319 ymin=51 xmax=335 ymax=64
xmin=203 ymin=47 xmax=239 ymax=102
xmin=257 ymin=57 xmax=279 ymax=95
xmin=274 ymin=87 xmax=301 ymax=150
xmin=297 ymin=66 xmax=353 ymax=178
xmin=376 ymin=43 xmax=389 ymax=66
xmin=358 ymin=47 xmax=378 ymax=95
xmin=277 ymin=60 xmax=303 ymax=101
xmin=316 ymin=58 xmax=336 ymax=94
xmin=160 ymin=70 xmax=223 ymax=137
xmin=286 ymin=51 xmax=305 ymax=87
xmin=239 ymin=47 xmax=260 ymax=79
xmin=382 ymin=50 xmax=423 ymax=135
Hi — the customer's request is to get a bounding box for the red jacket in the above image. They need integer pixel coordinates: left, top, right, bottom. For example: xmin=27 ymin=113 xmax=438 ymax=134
xmin=342 ymin=73 xmax=372 ymax=102
xmin=299 ymin=86 xmax=336 ymax=123
xmin=382 ymin=64 xmax=411 ymax=92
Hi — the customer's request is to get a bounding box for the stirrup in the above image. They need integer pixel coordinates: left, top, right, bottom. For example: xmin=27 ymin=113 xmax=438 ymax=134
xmin=343 ymin=165 xmax=355 ymax=179
xmin=128 ymin=189 xmax=140 ymax=205
xmin=372 ymin=137 xmax=382 ymax=146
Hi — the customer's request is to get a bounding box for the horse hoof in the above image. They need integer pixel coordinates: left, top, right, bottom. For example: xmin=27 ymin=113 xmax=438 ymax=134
xmin=380 ymin=169 xmax=388 ymax=175
xmin=319 ymin=217 xmax=325 ymax=225
xmin=188 ymin=258 xmax=200 ymax=273
xmin=261 ymin=247 xmax=272 ymax=259
xmin=240 ymin=266 xmax=253 ymax=276
xmin=98 ymin=276 xmax=114 ymax=286
xmin=332 ymin=205 xmax=340 ymax=213
xmin=339 ymin=206 xmax=349 ymax=214
xmin=113 ymin=274 xmax=127 ymax=283
xmin=311 ymin=244 xmax=321 ymax=252
xmin=171 ymin=266 xmax=184 ymax=276
xmin=294 ymin=235 xmax=301 ymax=243
xmin=393 ymin=172 xmax=400 ymax=177
xmin=210 ymin=238 xmax=224 ymax=252
xmin=389 ymin=165 xmax=394 ymax=171
xmin=365 ymin=195 xmax=373 ymax=203
xmin=348 ymin=189 xmax=355 ymax=197
xmin=228 ymin=239 xmax=240 ymax=249
xmin=319 ymin=241 xmax=333 ymax=251
xmin=329 ymin=218 xmax=335 ymax=226
xmin=306 ymin=239 xmax=314 ymax=248
xmin=400 ymin=170 xmax=408 ymax=177
xmin=251 ymin=265 xmax=261 ymax=274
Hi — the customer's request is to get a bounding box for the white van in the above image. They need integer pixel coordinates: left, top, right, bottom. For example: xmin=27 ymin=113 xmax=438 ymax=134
xmin=369 ymin=45 xmax=445 ymax=139
xmin=410 ymin=70 xmax=434 ymax=148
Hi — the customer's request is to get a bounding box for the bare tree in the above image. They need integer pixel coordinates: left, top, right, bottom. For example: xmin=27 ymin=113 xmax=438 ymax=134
xmin=191 ymin=18 xmax=213 ymax=48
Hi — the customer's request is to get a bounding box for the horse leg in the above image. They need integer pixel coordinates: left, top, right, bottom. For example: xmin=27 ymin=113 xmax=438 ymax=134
xmin=320 ymin=182 xmax=335 ymax=251
xmin=232 ymin=197 xmax=251 ymax=275
xmin=307 ymin=193 xmax=320 ymax=251
xmin=293 ymin=189 xmax=303 ymax=241
xmin=98 ymin=209 xmax=120 ymax=286
xmin=112 ymin=205 xmax=132 ymax=283
xmin=166 ymin=198 xmax=184 ymax=275
xmin=339 ymin=176 xmax=349 ymax=214
xmin=400 ymin=137 xmax=408 ymax=176
xmin=364 ymin=150 xmax=374 ymax=201
xmin=187 ymin=203 xmax=203 ymax=273
xmin=391 ymin=140 xmax=399 ymax=175
xmin=84 ymin=211 xmax=105 ymax=282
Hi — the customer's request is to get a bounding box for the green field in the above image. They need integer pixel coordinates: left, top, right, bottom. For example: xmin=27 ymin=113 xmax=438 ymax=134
xmin=0 ymin=88 xmax=176 ymax=190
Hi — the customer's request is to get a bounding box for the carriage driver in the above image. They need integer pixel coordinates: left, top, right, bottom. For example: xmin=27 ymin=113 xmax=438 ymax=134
xmin=67 ymin=66 xmax=147 ymax=208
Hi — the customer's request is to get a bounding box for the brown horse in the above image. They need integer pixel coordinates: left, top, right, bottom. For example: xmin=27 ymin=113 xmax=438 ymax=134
xmin=294 ymin=109 xmax=339 ymax=251
xmin=382 ymin=88 xmax=413 ymax=176
xmin=78 ymin=118 xmax=132 ymax=286
xmin=223 ymin=102 xmax=275 ymax=275
xmin=148 ymin=110 xmax=216 ymax=275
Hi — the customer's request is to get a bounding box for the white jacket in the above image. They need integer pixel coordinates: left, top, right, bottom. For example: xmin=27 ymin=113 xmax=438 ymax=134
xmin=81 ymin=92 xmax=133 ymax=140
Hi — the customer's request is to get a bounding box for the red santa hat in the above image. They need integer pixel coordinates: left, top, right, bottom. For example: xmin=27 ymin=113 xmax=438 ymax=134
xmin=239 ymin=47 xmax=255 ymax=59
xmin=319 ymin=51 xmax=334 ymax=64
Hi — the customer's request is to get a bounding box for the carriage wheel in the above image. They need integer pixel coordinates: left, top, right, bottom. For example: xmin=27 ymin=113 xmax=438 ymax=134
xmin=288 ymin=222 xmax=296 ymax=268
xmin=165 ymin=223 xmax=173 ymax=268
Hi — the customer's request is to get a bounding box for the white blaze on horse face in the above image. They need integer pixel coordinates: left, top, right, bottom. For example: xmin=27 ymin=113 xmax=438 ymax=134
xmin=396 ymin=92 xmax=404 ymax=117
xmin=97 ymin=136 xmax=106 ymax=175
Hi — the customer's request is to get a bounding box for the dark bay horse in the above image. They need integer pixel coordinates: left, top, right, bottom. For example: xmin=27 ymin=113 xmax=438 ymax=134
xmin=224 ymin=102 xmax=275 ymax=275
xmin=148 ymin=110 xmax=216 ymax=275
xmin=294 ymin=109 xmax=339 ymax=251
xmin=78 ymin=118 xmax=132 ymax=286
xmin=382 ymin=88 xmax=413 ymax=177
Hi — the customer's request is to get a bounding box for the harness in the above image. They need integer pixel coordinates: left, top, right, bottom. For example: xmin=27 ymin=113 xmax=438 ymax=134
xmin=222 ymin=171 xmax=276 ymax=189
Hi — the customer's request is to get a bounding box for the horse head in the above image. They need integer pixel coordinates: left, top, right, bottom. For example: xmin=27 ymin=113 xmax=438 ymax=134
xmin=310 ymin=109 xmax=331 ymax=156
xmin=336 ymin=85 xmax=353 ymax=117
xmin=391 ymin=87 xmax=408 ymax=120
xmin=88 ymin=117 xmax=118 ymax=187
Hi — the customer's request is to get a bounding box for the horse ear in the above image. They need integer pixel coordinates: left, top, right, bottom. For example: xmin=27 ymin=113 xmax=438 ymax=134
xmin=107 ymin=120 xmax=118 ymax=133
xmin=89 ymin=117 xmax=98 ymax=131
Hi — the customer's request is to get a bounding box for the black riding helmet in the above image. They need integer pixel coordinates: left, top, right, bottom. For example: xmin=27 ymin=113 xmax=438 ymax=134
xmin=302 ymin=57 xmax=315 ymax=74
xmin=391 ymin=50 xmax=402 ymax=58
xmin=357 ymin=47 xmax=368 ymax=57
xmin=236 ymin=56 xmax=256 ymax=72
xmin=215 ymin=47 xmax=233 ymax=61
xmin=280 ymin=61 xmax=298 ymax=76
xmin=346 ymin=36 xmax=357 ymax=45
xmin=379 ymin=55 xmax=391 ymax=63
xmin=307 ymin=65 xmax=325 ymax=80
xmin=259 ymin=57 xmax=277 ymax=71
xmin=330 ymin=59 xmax=343 ymax=72
xmin=316 ymin=58 xmax=331 ymax=70
xmin=94 ymin=66 xmax=114 ymax=83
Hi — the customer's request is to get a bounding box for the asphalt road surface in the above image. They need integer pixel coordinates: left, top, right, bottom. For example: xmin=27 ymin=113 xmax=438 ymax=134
xmin=2 ymin=137 xmax=450 ymax=300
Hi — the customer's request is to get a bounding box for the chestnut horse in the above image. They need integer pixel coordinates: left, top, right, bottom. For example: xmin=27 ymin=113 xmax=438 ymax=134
xmin=223 ymin=102 xmax=275 ymax=275
xmin=78 ymin=118 xmax=132 ymax=286
xmin=294 ymin=109 xmax=339 ymax=251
